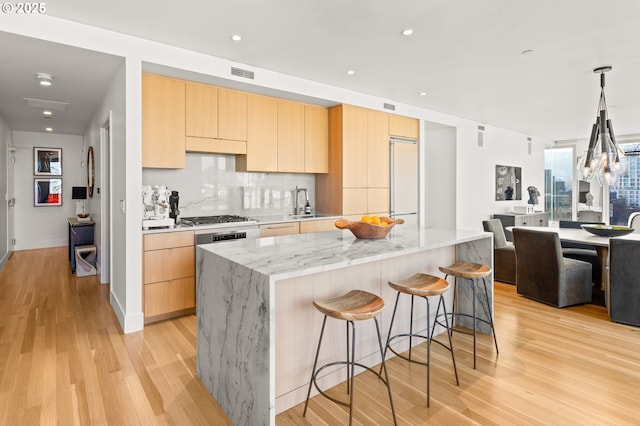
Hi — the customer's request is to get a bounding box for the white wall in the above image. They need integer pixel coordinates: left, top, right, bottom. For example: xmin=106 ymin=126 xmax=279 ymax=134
xmin=12 ymin=132 xmax=84 ymax=250
xmin=0 ymin=114 xmax=12 ymax=269
xmin=1 ymin=15 xmax=550 ymax=332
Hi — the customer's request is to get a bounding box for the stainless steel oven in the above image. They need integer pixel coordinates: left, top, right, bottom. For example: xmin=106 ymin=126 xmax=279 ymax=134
xmin=181 ymin=215 xmax=260 ymax=245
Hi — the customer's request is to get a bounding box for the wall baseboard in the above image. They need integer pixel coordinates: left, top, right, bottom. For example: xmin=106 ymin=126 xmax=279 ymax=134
xmin=0 ymin=250 xmax=13 ymax=272
xmin=110 ymin=289 xmax=143 ymax=334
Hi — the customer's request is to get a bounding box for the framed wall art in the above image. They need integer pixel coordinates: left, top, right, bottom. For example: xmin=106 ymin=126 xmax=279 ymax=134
xmin=34 ymin=178 xmax=63 ymax=207
xmin=34 ymin=147 xmax=62 ymax=176
xmin=495 ymin=164 xmax=521 ymax=201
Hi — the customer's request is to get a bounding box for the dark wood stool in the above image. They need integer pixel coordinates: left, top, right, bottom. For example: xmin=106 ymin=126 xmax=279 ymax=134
xmin=439 ymin=261 xmax=498 ymax=369
xmin=383 ymin=273 xmax=459 ymax=407
xmin=303 ymin=290 xmax=397 ymax=426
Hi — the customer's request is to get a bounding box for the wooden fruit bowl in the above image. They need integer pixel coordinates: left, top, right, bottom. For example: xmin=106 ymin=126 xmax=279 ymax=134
xmin=335 ymin=217 xmax=404 ymax=239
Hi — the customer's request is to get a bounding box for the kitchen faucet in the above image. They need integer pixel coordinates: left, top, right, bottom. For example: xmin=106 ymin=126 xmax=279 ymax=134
xmin=294 ymin=186 xmax=311 ymax=215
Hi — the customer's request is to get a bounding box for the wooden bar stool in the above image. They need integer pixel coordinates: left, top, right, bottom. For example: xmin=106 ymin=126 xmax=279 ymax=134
xmin=439 ymin=261 xmax=498 ymax=369
xmin=303 ymin=290 xmax=397 ymax=426
xmin=383 ymin=273 xmax=459 ymax=407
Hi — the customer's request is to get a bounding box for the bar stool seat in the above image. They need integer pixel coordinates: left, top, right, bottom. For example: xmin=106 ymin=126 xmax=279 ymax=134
xmin=304 ymin=290 xmax=397 ymax=426
xmin=384 ymin=273 xmax=459 ymax=407
xmin=438 ymin=261 xmax=498 ymax=369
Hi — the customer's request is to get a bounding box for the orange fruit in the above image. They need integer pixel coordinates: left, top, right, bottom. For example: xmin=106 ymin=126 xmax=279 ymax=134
xmin=361 ymin=215 xmax=372 ymax=223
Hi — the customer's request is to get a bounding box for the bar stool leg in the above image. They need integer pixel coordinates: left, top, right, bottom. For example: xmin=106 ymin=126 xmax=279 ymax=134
xmin=482 ymin=277 xmax=499 ymax=354
xmin=431 ymin=295 xmax=459 ymax=386
xmin=425 ymin=295 xmax=431 ymax=407
xmin=472 ymin=277 xmax=477 ymax=369
xmin=381 ymin=292 xmax=401 ymax=363
xmin=374 ymin=317 xmax=397 ymax=426
xmin=348 ymin=321 xmax=356 ymax=426
xmin=304 ymin=315 xmax=328 ymax=417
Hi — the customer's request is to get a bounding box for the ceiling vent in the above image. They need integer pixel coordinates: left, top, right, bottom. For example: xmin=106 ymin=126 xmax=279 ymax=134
xmin=231 ymin=67 xmax=255 ymax=80
xmin=24 ymin=98 xmax=69 ymax=111
xmin=383 ymin=103 xmax=396 ymax=111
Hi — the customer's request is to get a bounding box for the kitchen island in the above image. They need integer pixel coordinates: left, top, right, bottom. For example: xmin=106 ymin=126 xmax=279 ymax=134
xmin=196 ymin=225 xmax=492 ymax=426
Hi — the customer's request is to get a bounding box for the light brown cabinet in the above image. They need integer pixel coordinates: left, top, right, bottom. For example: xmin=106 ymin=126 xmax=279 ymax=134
xmin=304 ymin=105 xmax=329 ymax=173
xmin=389 ymin=114 xmax=419 ymax=139
xmin=237 ymin=93 xmax=278 ymax=171
xmin=237 ymin=97 xmax=328 ymax=173
xmin=317 ymin=104 xmax=402 ymax=217
xmin=299 ymin=219 xmax=337 ymax=234
xmin=259 ymin=222 xmax=300 ymax=237
xmin=185 ymin=83 xmax=247 ymax=154
xmin=277 ymin=99 xmax=305 ymax=173
xmin=143 ymin=231 xmax=195 ymax=323
xmin=142 ymin=73 xmax=186 ymax=168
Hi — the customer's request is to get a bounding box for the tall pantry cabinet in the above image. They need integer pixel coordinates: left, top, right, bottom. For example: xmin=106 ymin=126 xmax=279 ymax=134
xmin=316 ymin=104 xmax=397 ymax=219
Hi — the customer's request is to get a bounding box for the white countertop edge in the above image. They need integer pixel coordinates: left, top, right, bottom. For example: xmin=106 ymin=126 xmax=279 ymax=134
xmin=197 ymin=227 xmax=491 ymax=281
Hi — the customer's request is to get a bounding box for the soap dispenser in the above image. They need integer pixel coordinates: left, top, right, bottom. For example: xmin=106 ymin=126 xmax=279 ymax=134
xmin=304 ymin=200 xmax=312 ymax=214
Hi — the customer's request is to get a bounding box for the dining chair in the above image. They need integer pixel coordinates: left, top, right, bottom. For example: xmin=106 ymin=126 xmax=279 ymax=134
xmin=513 ymin=228 xmax=592 ymax=308
xmin=482 ymin=219 xmax=516 ymax=284
xmin=609 ymin=238 xmax=640 ymax=326
xmin=558 ymin=220 xmax=603 ymax=286
xmin=628 ymin=212 xmax=640 ymax=232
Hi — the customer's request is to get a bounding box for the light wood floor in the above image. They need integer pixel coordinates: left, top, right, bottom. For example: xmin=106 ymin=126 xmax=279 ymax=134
xmin=2 ymin=247 xmax=640 ymax=425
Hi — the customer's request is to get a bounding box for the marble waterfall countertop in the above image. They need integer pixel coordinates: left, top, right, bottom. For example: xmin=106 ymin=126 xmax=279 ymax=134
xmin=197 ymin=225 xmax=490 ymax=278
xmin=196 ymin=224 xmax=492 ymax=426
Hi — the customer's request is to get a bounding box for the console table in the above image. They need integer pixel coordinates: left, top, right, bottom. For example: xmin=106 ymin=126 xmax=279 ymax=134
xmin=493 ymin=212 xmax=549 ymax=241
xmin=68 ymin=217 xmax=95 ymax=272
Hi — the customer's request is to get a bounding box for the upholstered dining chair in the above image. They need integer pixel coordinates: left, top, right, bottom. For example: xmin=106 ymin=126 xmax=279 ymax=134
xmin=559 ymin=220 xmax=604 ymax=286
xmin=513 ymin=228 xmax=592 ymax=308
xmin=482 ymin=219 xmax=516 ymax=284
xmin=609 ymin=238 xmax=640 ymax=326
xmin=628 ymin=212 xmax=640 ymax=232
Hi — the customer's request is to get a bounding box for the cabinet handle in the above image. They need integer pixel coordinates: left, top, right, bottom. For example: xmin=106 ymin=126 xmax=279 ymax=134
xmin=265 ymin=224 xmax=296 ymax=229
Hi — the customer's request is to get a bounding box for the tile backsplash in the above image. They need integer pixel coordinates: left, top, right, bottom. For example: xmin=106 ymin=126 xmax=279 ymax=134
xmin=142 ymin=153 xmax=316 ymax=219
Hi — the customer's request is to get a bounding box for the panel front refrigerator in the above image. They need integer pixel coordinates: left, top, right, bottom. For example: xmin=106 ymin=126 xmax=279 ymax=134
xmin=390 ymin=137 xmax=418 ymax=226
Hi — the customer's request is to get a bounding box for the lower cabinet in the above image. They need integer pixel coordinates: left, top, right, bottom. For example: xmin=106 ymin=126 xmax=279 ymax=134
xmin=299 ymin=219 xmax=337 ymax=234
xmin=143 ymin=231 xmax=195 ymax=324
xmin=259 ymin=222 xmax=300 ymax=237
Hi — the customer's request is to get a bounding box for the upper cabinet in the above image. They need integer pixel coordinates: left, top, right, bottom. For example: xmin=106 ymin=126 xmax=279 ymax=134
xmin=237 ymin=97 xmax=328 ymax=173
xmin=185 ymin=83 xmax=247 ymax=155
xmin=277 ymin=99 xmax=305 ymax=173
xmin=142 ymin=73 xmax=186 ymax=169
xmin=236 ymin=93 xmax=278 ymax=172
xmin=142 ymin=73 xmax=328 ymax=172
xmin=304 ymin=105 xmax=329 ymax=173
xmin=389 ymin=114 xmax=419 ymax=139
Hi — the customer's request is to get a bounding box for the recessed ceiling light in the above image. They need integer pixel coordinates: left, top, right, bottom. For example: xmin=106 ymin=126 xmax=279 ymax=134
xmin=402 ymin=28 xmax=414 ymax=36
xmin=419 ymin=91 xmax=427 ymax=96
xmin=231 ymin=34 xmax=242 ymax=41
xmin=36 ymin=72 xmax=53 ymax=86
xmin=45 ymin=127 xmax=53 ymax=132
xmin=346 ymin=70 xmax=355 ymax=75
xmin=43 ymin=110 xmax=52 ymax=116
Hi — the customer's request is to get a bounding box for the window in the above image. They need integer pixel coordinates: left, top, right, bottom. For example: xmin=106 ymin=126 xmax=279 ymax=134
xmin=610 ymin=142 xmax=640 ymax=225
xmin=544 ymin=147 xmax=574 ymax=222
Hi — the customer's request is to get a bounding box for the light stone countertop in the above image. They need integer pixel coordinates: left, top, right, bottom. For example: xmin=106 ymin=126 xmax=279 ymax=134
xmin=198 ymin=225 xmax=490 ymax=280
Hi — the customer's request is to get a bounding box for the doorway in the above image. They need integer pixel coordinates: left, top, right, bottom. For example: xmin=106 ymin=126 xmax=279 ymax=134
xmin=100 ymin=113 xmax=112 ymax=284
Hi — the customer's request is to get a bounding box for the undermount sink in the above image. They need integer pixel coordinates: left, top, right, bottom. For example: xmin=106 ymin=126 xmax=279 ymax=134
xmin=287 ymin=213 xmax=329 ymax=220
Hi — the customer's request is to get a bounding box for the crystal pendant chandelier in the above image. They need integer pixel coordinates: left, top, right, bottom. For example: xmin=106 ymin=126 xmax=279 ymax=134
xmin=577 ymin=66 xmax=628 ymax=186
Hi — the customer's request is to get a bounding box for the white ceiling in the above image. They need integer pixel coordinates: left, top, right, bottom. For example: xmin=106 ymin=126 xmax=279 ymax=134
xmin=2 ymin=0 xmax=640 ymax=140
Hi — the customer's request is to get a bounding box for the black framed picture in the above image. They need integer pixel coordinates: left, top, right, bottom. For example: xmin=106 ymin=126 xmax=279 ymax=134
xmin=34 ymin=147 xmax=62 ymax=176
xmin=34 ymin=178 xmax=63 ymax=206
xmin=495 ymin=165 xmax=521 ymax=201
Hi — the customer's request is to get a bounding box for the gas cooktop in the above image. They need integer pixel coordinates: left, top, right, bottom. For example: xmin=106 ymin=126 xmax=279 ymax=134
xmin=180 ymin=215 xmax=256 ymax=226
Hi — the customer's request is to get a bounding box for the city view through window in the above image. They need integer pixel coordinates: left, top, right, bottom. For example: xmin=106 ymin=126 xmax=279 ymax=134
xmin=611 ymin=142 xmax=640 ymax=225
